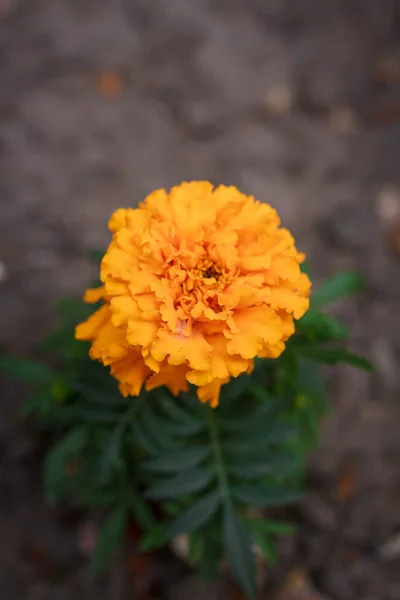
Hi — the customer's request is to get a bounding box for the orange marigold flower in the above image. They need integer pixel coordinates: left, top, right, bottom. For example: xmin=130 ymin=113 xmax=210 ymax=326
xmin=75 ymin=181 xmax=310 ymax=407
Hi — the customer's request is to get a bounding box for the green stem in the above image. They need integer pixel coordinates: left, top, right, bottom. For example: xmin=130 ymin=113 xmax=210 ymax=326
xmin=204 ymin=404 xmax=230 ymax=506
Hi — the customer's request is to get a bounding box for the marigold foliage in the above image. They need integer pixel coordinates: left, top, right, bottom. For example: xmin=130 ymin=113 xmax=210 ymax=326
xmin=75 ymin=181 xmax=310 ymax=406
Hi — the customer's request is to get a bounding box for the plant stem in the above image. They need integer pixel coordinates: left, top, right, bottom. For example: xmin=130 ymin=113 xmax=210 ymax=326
xmin=204 ymin=404 xmax=230 ymax=506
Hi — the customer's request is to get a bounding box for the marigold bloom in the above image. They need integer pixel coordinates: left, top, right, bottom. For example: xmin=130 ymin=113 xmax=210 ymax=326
xmin=75 ymin=181 xmax=310 ymax=407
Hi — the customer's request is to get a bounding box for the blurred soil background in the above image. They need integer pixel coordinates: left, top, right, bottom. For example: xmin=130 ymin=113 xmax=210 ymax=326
xmin=1 ymin=1 xmax=400 ymax=599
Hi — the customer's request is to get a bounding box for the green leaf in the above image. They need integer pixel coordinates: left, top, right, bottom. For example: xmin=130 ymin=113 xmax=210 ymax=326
xmin=165 ymin=491 xmax=220 ymax=540
xmin=139 ymin=524 xmax=167 ymax=552
xmin=226 ymin=455 xmax=297 ymax=479
xmin=294 ymin=360 xmax=328 ymax=438
xmin=131 ymin=421 xmax=160 ymax=455
xmin=57 ymin=298 xmax=92 ymax=321
xmin=44 ymin=427 xmax=88 ymax=505
xmin=217 ymin=400 xmax=276 ymax=434
xmin=223 ymin=503 xmax=256 ymax=600
xmin=89 ymin=507 xmax=127 ymax=576
xmin=0 ymin=356 xmax=54 ymax=384
xmin=22 ymin=391 xmax=54 ymax=417
xmin=250 ymin=528 xmax=278 ymax=564
xmin=222 ymin=423 xmax=295 ymax=454
xmin=145 ymin=468 xmax=213 ymax=500
xmin=163 ymin=502 xmax=181 ymax=516
xmin=296 ymin=360 xmax=325 ymax=403
xmin=143 ymin=445 xmax=211 ymax=474
xmin=161 ymin=418 xmax=206 ymax=436
xmin=302 ymin=347 xmax=373 ymax=372
xmin=311 ymin=271 xmax=363 ymax=309
xmin=89 ymin=248 xmax=105 ymax=263
xmin=244 ymin=516 xmax=295 ymax=551
xmin=188 ymin=531 xmax=202 ymax=564
xmin=219 ymin=373 xmax=254 ymax=405
xmin=140 ymin=404 xmax=178 ymax=446
xmin=147 ymin=400 xmax=206 ymax=437
xmin=198 ymin=531 xmax=221 ymax=580
xmin=298 ymin=312 xmax=349 ymax=341
xmin=58 ymin=406 xmax=122 ymax=424
xmin=129 ymin=490 xmax=156 ymax=530
xmin=300 ymin=259 xmax=312 ymax=277
xmin=70 ymin=380 xmax=128 ymax=408
xmin=100 ymin=424 xmax=125 ymax=483
xmin=232 ymin=484 xmax=301 ymax=509
xmin=259 ymin=520 xmax=295 ymax=536
xmin=160 ymin=396 xmax=204 ymax=426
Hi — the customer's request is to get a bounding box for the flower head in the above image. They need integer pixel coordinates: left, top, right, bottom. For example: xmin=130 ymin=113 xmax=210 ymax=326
xmin=75 ymin=181 xmax=310 ymax=406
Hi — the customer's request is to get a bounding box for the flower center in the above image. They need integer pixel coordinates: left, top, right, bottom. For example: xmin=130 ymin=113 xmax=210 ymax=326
xmin=202 ymin=264 xmax=221 ymax=280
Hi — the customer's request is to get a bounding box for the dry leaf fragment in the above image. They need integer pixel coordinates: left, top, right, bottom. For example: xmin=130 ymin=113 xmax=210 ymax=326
xmin=328 ymin=107 xmax=359 ymax=133
xmin=336 ymin=458 xmax=358 ymax=502
xmin=373 ymin=57 xmax=400 ymax=85
xmin=98 ymin=71 xmax=124 ymax=98
xmin=272 ymin=568 xmax=330 ymax=600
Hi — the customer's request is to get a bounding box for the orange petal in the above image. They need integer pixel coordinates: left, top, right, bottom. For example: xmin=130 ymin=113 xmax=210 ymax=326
xmin=225 ymin=306 xmax=283 ymax=359
xmin=197 ymin=378 xmax=229 ymax=407
xmin=151 ymin=330 xmax=212 ymax=371
xmin=75 ymin=305 xmax=111 ymax=341
xmin=83 ymin=287 xmax=106 ymax=303
xmin=145 ymin=363 xmax=190 ymax=396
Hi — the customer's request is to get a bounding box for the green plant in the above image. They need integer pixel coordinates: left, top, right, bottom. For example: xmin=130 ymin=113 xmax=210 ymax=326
xmin=0 ymin=259 xmax=371 ymax=599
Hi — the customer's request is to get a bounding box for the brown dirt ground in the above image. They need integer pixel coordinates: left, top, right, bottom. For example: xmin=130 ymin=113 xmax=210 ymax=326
xmin=1 ymin=1 xmax=400 ymax=599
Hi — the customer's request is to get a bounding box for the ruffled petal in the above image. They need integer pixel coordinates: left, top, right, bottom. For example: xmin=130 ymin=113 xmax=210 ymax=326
xmin=75 ymin=181 xmax=310 ymax=407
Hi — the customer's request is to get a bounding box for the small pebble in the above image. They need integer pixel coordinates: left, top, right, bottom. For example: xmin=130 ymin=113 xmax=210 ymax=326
xmin=264 ymin=84 xmax=294 ymax=115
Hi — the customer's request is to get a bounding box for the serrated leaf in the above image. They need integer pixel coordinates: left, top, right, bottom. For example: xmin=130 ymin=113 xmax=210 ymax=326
xmin=160 ymin=396 xmax=204 ymax=426
xmin=188 ymin=531 xmax=202 ymax=564
xmin=44 ymin=427 xmax=88 ymax=505
xmin=70 ymin=380 xmax=128 ymax=408
xmin=217 ymin=400 xmax=276 ymax=433
xmin=163 ymin=502 xmax=181 ymax=516
xmin=222 ymin=423 xmax=295 ymax=454
xmin=129 ymin=490 xmax=156 ymax=530
xmin=0 ymin=356 xmax=54 ymax=384
xmin=250 ymin=383 xmax=274 ymax=402
xmin=162 ymin=418 xmax=206 ymax=436
xmin=297 ymin=360 xmax=325 ymax=400
xmin=57 ymin=298 xmax=93 ymax=321
xmin=145 ymin=468 xmax=213 ymax=500
xmin=311 ymin=271 xmax=363 ymax=309
xmin=294 ymin=360 xmax=328 ymax=433
xmin=58 ymin=406 xmax=122 ymax=424
xmin=226 ymin=455 xmax=297 ymax=479
xmin=89 ymin=248 xmax=106 ymax=263
xmin=218 ymin=373 xmax=254 ymax=406
xmin=303 ymin=347 xmax=373 ymax=372
xmin=244 ymin=516 xmax=294 ymax=540
xmin=139 ymin=524 xmax=167 ymax=552
xmin=250 ymin=528 xmax=278 ymax=564
xmin=199 ymin=530 xmax=221 ymax=580
xmin=298 ymin=312 xmax=349 ymax=341
xmin=223 ymin=503 xmax=256 ymax=600
xmin=22 ymin=391 xmax=54 ymax=417
xmin=165 ymin=491 xmax=220 ymax=540
xmin=99 ymin=424 xmax=125 ymax=483
xmin=300 ymin=259 xmax=312 ymax=277
xmin=143 ymin=445 xmax=211 ymax=473
xmin=89 ymin=507 xmax=127 ymax=576
xmin=232 ymin=484 xmax=301 ymax=509
xmin=150 ymin=399 xmax=206 ymax=436
xmin=131 ymin=421 xmax=160 ymax=455
xmin=259 ymin=520 xmax=295 ymax=535
xmin=141 ymin=403 xmax=178 ymax=446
